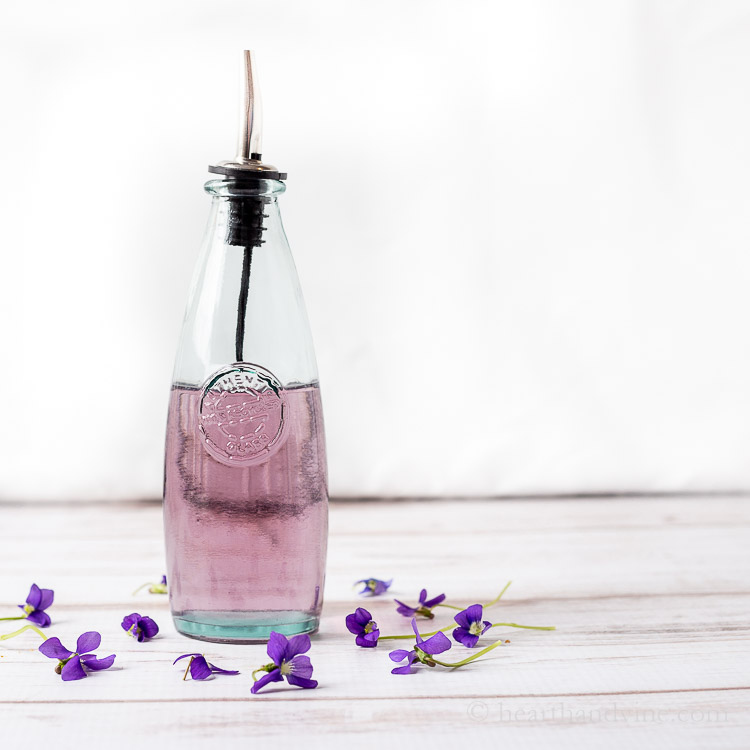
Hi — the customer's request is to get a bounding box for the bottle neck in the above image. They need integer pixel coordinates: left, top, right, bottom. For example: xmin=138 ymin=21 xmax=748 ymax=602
xmin=205 ymin=177 xmax=286 ymax=252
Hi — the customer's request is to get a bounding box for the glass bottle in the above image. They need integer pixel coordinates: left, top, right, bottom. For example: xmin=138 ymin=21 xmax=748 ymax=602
xmin=163 ymin=51 xmax=328 ymax=643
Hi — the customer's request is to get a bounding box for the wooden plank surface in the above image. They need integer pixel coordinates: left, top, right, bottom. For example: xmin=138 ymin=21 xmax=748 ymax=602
xmin=1 ymin=496 xmax=749 ymax=748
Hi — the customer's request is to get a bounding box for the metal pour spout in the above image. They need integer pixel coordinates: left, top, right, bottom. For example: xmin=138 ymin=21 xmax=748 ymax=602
xmin=208 ymin=50 xmax=286 ymax=180
xmin=237 ymin=50 xmax=263 ymax=162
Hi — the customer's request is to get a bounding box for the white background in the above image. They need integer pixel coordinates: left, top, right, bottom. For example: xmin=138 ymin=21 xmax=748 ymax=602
xmin=1 ymin=0 xmax=749 ymax=500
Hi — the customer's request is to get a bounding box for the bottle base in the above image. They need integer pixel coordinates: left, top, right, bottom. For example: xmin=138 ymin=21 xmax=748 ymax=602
xmin=172 ymin=610 xmax=319 ymax=643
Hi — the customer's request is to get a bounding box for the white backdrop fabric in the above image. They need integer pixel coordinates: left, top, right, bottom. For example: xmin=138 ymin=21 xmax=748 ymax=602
xmin=2 ymin=0 xmax=749 ymax=500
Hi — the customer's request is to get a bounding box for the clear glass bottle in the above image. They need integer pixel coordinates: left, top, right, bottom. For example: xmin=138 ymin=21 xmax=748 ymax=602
xmin=163 ymin=52 xmax=328 ymax=643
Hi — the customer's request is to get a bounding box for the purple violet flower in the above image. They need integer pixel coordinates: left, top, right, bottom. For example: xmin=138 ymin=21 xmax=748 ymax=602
xmin=251 ymin=632 xmax=318 ymax=694
xmin=122 ymin=613 xmax=159 ymax=642
xmin=345 ymin=607 xmax=380 ymax=648
xmin=38 ymin=631 xmax=115 ymax=681
xmin=173 ymin=653 xmax=240 ymax=681
xmin=394 ymin=588 xmax=446 ymax=619
xmin=355 ymin=578 xmax=392 ymax=596
xmin=452 ymin=604 xmax=492 ymax=648
xmin=389 ymin=617 xmax=452 ymax=674
xmin=18 ymin=584 xmax=54 ymax=628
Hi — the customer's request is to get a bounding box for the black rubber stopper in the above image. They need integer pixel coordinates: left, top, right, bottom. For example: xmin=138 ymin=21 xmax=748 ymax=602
xmin=225 ymin=195 xmax=268 ymax=362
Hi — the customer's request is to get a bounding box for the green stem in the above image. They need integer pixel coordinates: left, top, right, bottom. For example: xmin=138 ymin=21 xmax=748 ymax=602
xmin=0 ymin=616 xmax=26 ymax=622
xmin=433 ymin=581 xmax=513 ymax=614
xmin=492 ymin=622 xmax=555 ymax=631
xmin=183 ymin=656 xmax=195 ymax=681
xmin=132 ymin=582 xmax=152 ymax=596
xmin=380 ymin=619 xmax=554 ymax=641
xmin=380 ymin=583 xmax=547 ymax=641
xmin=431 ymin=638 xmax=506 ymax=668
xmin=379 ymin=623 xmax=454 ymax=641
xmin=0 ymin=624 xmax=47 ymax=641
xmin=482 ymin=580 xmax=512 ymax=608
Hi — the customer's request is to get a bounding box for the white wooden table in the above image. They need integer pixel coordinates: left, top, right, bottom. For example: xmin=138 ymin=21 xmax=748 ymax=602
xmin=1 ymin=496 xmax=749 ymax=748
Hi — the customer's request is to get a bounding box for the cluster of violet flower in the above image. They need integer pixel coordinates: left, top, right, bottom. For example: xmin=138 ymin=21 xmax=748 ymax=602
xmin=2 ymin=576 xmax=554 ymax=690
xmin=0 ymin=583 xmax=168 ymax=681
xmin=0 ymin=580 xmax=317 ymax=693
xmin=346 ymin=578 xmax=555 ymax=674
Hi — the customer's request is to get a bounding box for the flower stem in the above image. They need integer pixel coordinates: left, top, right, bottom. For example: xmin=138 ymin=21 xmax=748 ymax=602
xmin=0 ymin=624 xmax=47 ymax=641
xmin=183 ymin=656 xmax=195 ymax=681
xmin=132 ymin=582 xmax=153 ymax=596
xmin=482 ymin=581 xmax=512 ymax=608
xmin=492 ymin=622 xmax=555 ymax=631
xmin=380 ymin=618 xmax=554 ymax=642
xmin=380 ymin=583 xmax=538 ymax=641
xmin=430 ymin=638 xmax=507 ymax=668
xmin=380 ymin=623 xmax=454 ymax=641
xmin=0 ymin=616 xmax=26 ymax=622
xmin=432 ymin=581 xmax=513 ymax=614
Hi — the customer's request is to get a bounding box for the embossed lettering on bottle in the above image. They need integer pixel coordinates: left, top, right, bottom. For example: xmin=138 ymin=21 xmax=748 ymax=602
xmin=198 ymin=363 xmax=286 ymax=465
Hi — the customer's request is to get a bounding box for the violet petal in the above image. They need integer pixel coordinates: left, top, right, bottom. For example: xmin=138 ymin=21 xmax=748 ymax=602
xmin=453 ymin=627 xmax=479 ymax=648
xmin=39 ymin=637 xmax=73 ymax=660
xmin=463 ymin=604 xmax=483 ymax=624
xmin=353 ymin=607 xmax=372 ymax=626
xmin=391 ymin=664 xmax=414 ymax=675
xmin=139 ymin=617 xmax=159 ymax=639
xmin=410 ymin=617 xmax=422 ymax=643
xmin=285 ymin=634 xmax=311 ymax=659
xmin=372 ymin=579 xmax=392 ymax=595
xmin=251 ymin=669 xmax=283 ymax=694
xmin=61 ymin=655 xmax=87 ymax=681
xmin=189 ymin=656 xmax=213 ymax=680
xmin=81 ymin=653 xmax=116 ymax=671
xmin=26 ymin=609 xmax=51 ymax=628
xmin=345 ymin=613 xmax=365 ymax=635
xmin=37 ymin=588 xmax=54 ymax=611
xmin=419 ymin=631 xmax=452 ymax=655
xmin=25 ymin=583 xmax=42 ymax=609
xmin=394 ymin=599 xmax=416 ymax=617
xmin=208 ymin=666 xmax=240 ymax=676
xmin=391 ymin=652 xmax=417 ymax=675
xmin=75 ymin=631 xmax=101 ymax=655
xmin=287 ymin=654 xmax=313 ymax=680
xmin=121 ymin=613 xmax=140 ymax=633
xmin=173 ymin=653 xmax=202 ymax=665
xmin=266 ymin=632 xmax=289 ymax=666
xmin=286 ymin=675 xmax=318 ymax=689
xmin=422 ymin=592 xmax=446 ymax=609
xmin=355 ymin=631 xmax=379 ymax=648
xmin=388 ymin=649 xmax=411 ymax=662
xmin=356 ymin=578 xmax=392 ymax=596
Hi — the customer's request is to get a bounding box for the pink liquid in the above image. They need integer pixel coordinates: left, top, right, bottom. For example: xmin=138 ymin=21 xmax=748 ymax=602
xmin=163 ymin=384 xmax=328 ymax=642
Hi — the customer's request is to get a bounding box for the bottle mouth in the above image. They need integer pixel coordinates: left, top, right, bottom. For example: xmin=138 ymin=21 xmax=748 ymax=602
xmin=204 ymin=178 xmax=287 ymax=197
